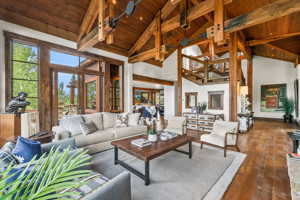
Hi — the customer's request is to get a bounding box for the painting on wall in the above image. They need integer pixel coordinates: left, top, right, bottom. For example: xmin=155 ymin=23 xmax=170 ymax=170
xmin=260 ymin=84 xmax=287 ymax=112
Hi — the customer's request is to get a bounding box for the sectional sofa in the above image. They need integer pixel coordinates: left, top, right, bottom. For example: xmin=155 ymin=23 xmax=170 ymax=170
xmin=52 ymin=112 xmax=147 ymax=154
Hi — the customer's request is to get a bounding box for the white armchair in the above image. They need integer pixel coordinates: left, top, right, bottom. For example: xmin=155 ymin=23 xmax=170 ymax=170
xmin=200 ymin=120 xmax=240 ymax=157
xmin=164 ymin=117 xmax=187 ymax=135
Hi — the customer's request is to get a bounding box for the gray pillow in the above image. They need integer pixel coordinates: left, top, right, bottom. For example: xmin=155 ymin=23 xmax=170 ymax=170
xmin=80 ymin=121 xmax=98 ymax=135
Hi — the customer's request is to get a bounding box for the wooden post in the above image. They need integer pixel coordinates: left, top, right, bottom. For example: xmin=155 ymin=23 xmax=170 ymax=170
xmin=204 ymin=61 xmax=209 ymax=83
xmin=107 ymin=0 xmax=114 ymax=44
xmin=247 ymin=57 xmax=253 ymax=104
xmin=39 ymin=45 xmax=52 ymax=131
xmin=229 ymin=32 xmax=238 ymax=121
xmin=177 ymin=47 xmax=183 ymax=116
xmin=104 ymin=62 xmax=111 ymax=112
xmin=214 ymin=0 xmax=224 ymax=42
xmin=98 ymin=0 xmax=106 ymax=41
xmin=155 ymin=11 xmax=162 ymax=61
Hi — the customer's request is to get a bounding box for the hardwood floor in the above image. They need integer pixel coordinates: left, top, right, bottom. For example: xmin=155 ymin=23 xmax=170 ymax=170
xmin=222 ymin=119 xmax=296 ymax=200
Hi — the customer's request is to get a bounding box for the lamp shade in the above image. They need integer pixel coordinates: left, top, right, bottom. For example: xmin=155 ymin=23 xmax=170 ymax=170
xmin=240 ymin=86 xmax=248 ymax=95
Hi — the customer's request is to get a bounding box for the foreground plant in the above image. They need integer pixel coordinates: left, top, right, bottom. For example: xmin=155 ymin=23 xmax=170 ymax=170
xmin=0 ymin=147 xmax=91 ymax=200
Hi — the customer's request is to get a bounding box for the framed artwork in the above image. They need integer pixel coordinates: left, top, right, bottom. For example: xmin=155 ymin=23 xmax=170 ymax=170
xmin=260 ymin=84 xmax=287 ymax=112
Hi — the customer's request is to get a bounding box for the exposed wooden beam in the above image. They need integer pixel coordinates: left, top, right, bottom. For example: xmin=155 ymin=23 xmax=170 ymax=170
xmin=185 ymin=0 xmax=300 ymax=50
xmin=133 ymin=74 xmax=174 ymax=86
xmin=208 ymin=58 xmax=229 ymax=64
xmin=237 ymin=32 xmax=251 ymax=60
xmin=98 ymin=0 xmax=106 ymax=41
xmin=106 ymin=0 xmax=114 ymax=44
xmin=155 ymin=11 xmax=162 ymax=61
xmin=229 ymin=32 xmax=238 ymax=121
xmin=182 ymin=54 xmax=205 ymax=64
xmin=214 ymin=0 xmax=224 ymax=42
xmin=78 ymin=27 xmax=99 ymax=51
xmin=265 ymin=43 xmax=299 ymax=57
xmin=224 ymin=0 xmax=300 ymax=34
xmin=247 ymin=31 xmax=300 ymax=47
xmin=128 ymin=1 xmax=177 ymax=56
xmin=77 ymin=0 xmax=99 ymax=41
xmin=204 ymin=61 xmax=209 ymax=83
xmin=129 ymin=46 xmax=168 ymax=63
xmin=161 ymin=0 xmax=232 ymax=33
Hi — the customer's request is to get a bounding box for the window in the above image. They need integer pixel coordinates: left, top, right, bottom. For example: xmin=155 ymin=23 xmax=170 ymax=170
xmin=208 ymin=91 xmax=224 ymax=110
xmin=185 ymin=92 xmax=197 ymax=108
xmin=11 ymin=41 xmax=39 ymax=110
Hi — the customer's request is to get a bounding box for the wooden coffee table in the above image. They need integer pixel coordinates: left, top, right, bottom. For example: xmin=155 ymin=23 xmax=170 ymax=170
xmin=111 ymin=134 xmax=192 ymax=185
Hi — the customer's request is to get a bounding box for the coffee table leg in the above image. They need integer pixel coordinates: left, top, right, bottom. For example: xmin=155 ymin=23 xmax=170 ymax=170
xmin=189 ymin=141 xmax=192 ymax=159
xmin=145 ymin=160 xmax=150 ymax=185
xmin=114 ymin=147 xmax=118 ymax=165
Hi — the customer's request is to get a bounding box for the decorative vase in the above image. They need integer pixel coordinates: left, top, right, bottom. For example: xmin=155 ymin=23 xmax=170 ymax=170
xmin=148 ymin=134 xmax=158 ymax=142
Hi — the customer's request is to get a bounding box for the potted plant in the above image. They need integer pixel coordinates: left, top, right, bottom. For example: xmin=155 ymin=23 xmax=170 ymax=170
xmin=197 ymin=102 xmax=207 ymax=114
xmin=283 ymin=98 xmax=295 ymax=123
xmin=0 ymin=148 xmax=91 ymax=199
xmin=147 ymin=119 xmax=158 ymax=142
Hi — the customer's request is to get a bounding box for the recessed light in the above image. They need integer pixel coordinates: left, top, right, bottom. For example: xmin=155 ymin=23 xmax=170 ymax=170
xmin=139 ymin=16 xmax=144 ymax=21
xmin=112 ymin=0 xmax=117 ymax=5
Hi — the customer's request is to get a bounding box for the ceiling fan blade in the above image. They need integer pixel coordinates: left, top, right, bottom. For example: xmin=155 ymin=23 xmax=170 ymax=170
xmin=125 ymin=1 xmax=136 ymax=16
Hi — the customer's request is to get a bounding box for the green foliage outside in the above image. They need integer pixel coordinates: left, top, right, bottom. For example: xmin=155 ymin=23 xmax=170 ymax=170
xmin=87 ymin=81 xmax=96 ymax=109
xmin=0 ymin=147 xmax=91 ymax=200
xmin=12 ymin=42 xmax=38 ymax=110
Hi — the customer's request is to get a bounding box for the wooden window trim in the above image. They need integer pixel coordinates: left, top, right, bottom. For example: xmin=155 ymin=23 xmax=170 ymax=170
xmin=208 ymin=91 xmax=224 ymax=110
xmin=185 ymin=92 xmax=198 ymax=108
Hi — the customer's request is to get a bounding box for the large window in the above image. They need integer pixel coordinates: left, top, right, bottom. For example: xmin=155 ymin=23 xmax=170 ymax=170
xmin=208 ymin=91 xmax=224 ymax=110
xmin=11 ymin=41 xmax=39 ymax=110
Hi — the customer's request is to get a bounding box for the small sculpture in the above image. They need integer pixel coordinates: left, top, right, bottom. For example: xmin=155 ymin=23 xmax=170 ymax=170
xmin=5 ymin=92 xmax=31 ymax=114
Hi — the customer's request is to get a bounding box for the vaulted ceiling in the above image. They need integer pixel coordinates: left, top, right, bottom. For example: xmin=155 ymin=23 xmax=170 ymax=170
xmin=1 ymin=0 xmax=300 ymax=65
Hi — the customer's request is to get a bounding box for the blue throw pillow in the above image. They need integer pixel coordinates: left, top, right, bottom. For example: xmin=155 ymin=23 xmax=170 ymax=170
xmin=12 ymin=137 xmax=41 ymax=163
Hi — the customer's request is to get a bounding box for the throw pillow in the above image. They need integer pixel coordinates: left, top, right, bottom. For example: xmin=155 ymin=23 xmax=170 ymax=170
xmin=83 ymin=113 xmax=104 ymax=130
xmin=102 ymin=112 xmax=117 ymax=129
xmin=12 ymin=137 xmax=41 ymax=163
xmin=0 ymin=150 xmax=19 ymax=172
xmin=115 ymin=113 xmax=128 ymax=128
xmin=80 ymin=121 xmax=98 ymax=135
xmin=128 ymin=113 xmax=141 ymax=126
xmin=60 ymin=115 xmax=84 ymax=136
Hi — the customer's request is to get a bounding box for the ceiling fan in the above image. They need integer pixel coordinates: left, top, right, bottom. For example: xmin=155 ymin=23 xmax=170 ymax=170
xmin=109 ymin=0 xmax=143 ymax=29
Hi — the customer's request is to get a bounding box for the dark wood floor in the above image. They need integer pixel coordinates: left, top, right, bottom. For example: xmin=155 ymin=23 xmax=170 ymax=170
xmin=222 ymin=119 xmax=296 ymax=200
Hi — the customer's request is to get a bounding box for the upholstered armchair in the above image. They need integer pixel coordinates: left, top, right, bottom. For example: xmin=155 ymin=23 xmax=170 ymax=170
xmin=200 ymin=120 xmax=240 ymax=157
xmin=164 ymin=117 xmax=187 ymax=135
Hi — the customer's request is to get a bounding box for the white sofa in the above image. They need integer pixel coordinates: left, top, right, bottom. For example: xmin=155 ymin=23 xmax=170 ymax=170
xmin=52 ymin=112 xmax=147 ymax=154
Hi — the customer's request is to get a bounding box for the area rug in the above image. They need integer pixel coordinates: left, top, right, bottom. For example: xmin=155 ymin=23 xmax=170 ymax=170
xmin=91 ymin=144 xmax=246 ymax=200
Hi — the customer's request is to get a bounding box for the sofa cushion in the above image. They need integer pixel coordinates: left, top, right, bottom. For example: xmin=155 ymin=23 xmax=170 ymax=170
xmin=115 ymin=126 xmax=147 ymax=139
xmin=75 ymin=129 xmax=115 ymax=147
xmin=102 ymin=113 xmax=117 ymax=129
xmin=61 ymin=171 xmax=109 ymax=199
xmin=60 ymin=115 xmax=84 ymax=136
xmin=83 ymin=113 xmax=104 ymax=130
xmin=80 ymin=121 xmax=98 ymax=135
xmin=127 ymin=113 xmax=141 ymax=126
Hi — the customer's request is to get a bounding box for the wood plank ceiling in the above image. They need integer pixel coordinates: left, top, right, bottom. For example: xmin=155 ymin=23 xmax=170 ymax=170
xmin=0 ymin=0 xmax=300 ymax=65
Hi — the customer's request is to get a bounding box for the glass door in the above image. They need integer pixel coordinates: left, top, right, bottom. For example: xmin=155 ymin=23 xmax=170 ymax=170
xmin=52 ymin=71 xmax=80 ymax=122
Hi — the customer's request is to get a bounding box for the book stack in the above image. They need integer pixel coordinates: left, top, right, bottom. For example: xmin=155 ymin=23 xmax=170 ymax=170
xmin=131 ymin=138 xmax=152 ymax=148
xmin=161 ymin=132 xmax=178 ymax=140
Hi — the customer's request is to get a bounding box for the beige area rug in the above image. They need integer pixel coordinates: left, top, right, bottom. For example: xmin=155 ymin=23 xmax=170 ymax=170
xmin=91 ymin=144 xmax=246 ymax=200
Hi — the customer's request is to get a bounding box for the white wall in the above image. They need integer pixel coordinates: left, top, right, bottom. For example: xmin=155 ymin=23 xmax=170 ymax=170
xmin=253 ymin=56 xmax=296 ymax=119
xmin=0 ymin=20 xmax=134 ymax=112
xmin=182 ymin=78 xmax=230 ymax=120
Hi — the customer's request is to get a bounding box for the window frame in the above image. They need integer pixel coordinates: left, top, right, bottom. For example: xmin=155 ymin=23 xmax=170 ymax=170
xmin=185 ymin=92 xmax=198 ymax=108
xmin=8 ymin=39 xmax=40 ymax=111
xmin=208 ymin=91 xmax=224 ymax=110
